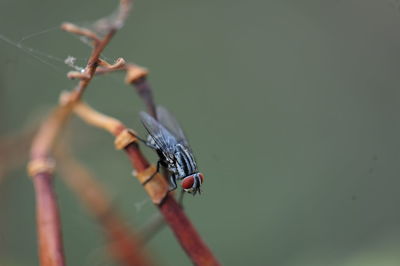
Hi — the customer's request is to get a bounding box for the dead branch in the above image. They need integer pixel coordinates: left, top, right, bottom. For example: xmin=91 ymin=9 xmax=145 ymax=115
xmin=27 ymin=1 xmax=132 ymax=265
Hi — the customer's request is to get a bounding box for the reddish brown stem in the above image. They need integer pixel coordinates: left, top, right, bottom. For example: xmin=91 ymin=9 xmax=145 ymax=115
xmin=33 ymin=172 xmax=65 ymax=266
xmin=70 ymin=39 xmax=219 ymax=266
xmin=125 ymin=56 xmax=218 ymax=264
xmin=124 ymin=142 xmax=150 ymax=171
xmin=124 ymin=144 xmax=220 ymax=266
xmin=160 ymin=195 xmax=218 ymax=266
xmin=28 ymin=1 xmax=132 ymax=264
xmin=29 ymin=107 xmax=69 ymax=266
xmin=71 ymin=71 xmax=220 ymax=264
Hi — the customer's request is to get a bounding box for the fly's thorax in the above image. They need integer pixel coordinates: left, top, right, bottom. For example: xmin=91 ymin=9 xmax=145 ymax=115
xmin=163 ymin=154 xmax=175 ymax=165
xmin=174 ymin=144 xmax=197 ymax=178
xmin=166 ymin=162 xmax=178 ymax=175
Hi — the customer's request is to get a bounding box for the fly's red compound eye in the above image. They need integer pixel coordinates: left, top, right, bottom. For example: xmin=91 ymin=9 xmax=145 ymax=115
xmin=181 ymin=176 xmax=195 ymax=190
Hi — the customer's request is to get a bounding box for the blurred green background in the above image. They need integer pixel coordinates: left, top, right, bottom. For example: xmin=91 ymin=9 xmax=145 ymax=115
xmin=2 ymin=0 xmax=400 ymax=265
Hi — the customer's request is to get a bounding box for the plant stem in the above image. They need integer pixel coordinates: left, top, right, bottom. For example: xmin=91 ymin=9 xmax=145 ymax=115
xmin=124 ymin=144 xmax=220 ymax=266
xmin=27 ymin=1 xmax=132 ymax=264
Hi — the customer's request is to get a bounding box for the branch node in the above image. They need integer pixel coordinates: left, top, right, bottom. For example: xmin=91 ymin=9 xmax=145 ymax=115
xmin=58 ymin=91 xmax=75 ymax=107
xmin=133 ymin=165 xmax=169 ymax=205
xmin=114 ymin=129 xmax=138 ymax=149
xmin=125 ymin=64 xmax=149 ymax=84
xmin=27 ymin=158 xmax=56 ymax=177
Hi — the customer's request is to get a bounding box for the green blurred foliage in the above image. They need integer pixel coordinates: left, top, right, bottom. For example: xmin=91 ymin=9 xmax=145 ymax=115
xmin=2 ymin=0 xmax=400 ymax=265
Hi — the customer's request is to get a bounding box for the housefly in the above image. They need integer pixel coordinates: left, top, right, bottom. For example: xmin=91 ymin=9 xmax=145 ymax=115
xmin=140 ymin=106 xmax=204 ymax=195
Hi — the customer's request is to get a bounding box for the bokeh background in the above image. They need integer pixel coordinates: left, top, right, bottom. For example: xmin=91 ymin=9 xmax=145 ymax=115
xmin=2 ymin=0 xmax=400 ymax=265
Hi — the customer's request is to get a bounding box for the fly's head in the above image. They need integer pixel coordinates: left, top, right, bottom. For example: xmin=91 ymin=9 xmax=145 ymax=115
xmin=181 ymin=173 xmax=204 ymax=195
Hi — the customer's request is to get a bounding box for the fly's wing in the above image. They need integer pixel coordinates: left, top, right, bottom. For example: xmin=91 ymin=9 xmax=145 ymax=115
xmin=140 ymin=111 xmax=178 ymax=156
xmin=156 ymin=106 xmax=190 ymax=148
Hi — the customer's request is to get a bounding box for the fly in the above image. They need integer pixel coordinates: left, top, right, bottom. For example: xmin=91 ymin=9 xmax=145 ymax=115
xmin=140 ymin=106 xmax=204 ymax=195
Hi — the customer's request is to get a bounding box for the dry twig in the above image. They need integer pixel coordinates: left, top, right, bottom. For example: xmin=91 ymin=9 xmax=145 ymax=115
xmin=27 ymin=1 xmax=132 ymax=265
xmin=24 ymin=0 xmax=219 ymax=264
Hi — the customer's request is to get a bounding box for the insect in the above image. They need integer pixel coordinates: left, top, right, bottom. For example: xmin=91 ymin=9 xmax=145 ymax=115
xmin=140 ymin=106 xmax=204 ymax=195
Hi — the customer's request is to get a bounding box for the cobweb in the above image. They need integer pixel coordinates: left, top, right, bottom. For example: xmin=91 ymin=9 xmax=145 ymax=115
xmin=0 ymin=0 xmax=134 ymax=85
xmin=0 ymin=9 xmax=155 ymax=211
xmin=0 ymin=8 xmax=127 ymax=77
xmin=0 ymin=27 xmax=128 ymax=95
xmin=0 ymin=27 xmax=87 ymax=75
xmin=0 ymin=4 xmax=162 ymax=265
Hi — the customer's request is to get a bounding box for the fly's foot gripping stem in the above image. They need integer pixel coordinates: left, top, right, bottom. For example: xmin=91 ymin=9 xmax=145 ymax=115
xmin=134 ymin=165 xmax=169 ymax=205
xmin=142 ymin=160 xmax=161 ymax=186
xmin=168 ymin=175 xmax=178 ymax=192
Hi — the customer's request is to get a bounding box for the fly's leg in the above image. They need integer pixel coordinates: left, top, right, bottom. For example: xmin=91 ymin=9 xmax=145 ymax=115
xmin=178 ymin=189 xmax=185 ymax=207
xmin=142 ymin=160 xmax=161 ymax=186
xmin=137 ymin=136 xmax=151 ymax=147
xmin=134 ymin=134 xmax=148 ymax=144
xmin=168 ymin=174 xmax=178 ymax=192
